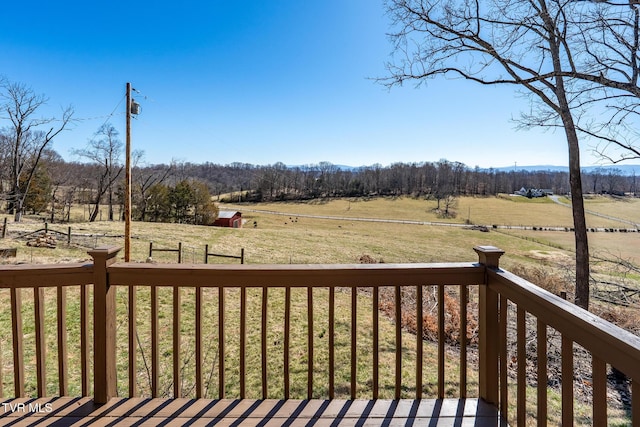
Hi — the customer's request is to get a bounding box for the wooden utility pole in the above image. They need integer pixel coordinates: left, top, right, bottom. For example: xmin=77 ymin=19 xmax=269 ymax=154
xmin=125 ymin=83 xmax=132 ymax=262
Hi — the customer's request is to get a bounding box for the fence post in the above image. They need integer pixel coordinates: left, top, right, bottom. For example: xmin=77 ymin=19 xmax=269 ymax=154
xmin=178 ymin=242 xmax=182 ymax=263
xmin=89 ymin=246 xmax=121 ymax=404
xmin=149 ymin=242 xmax=153 ymax=258
xmin=204 ymin=244 xmax=209 ymax=264
xmin=2 ymin=217 xmax=6 ymax=238
xmin=474 ymin=245 xmax=504 ymax=407
xmin=67 ymin=227 xmax=71 ymax=245
xmin=240 ymin=248 xmax=245 ymax=264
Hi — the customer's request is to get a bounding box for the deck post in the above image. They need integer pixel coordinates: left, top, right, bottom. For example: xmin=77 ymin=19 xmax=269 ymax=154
xmin=89 ymin=246 xmax=121 ymax=404
xmin=475 ymin=245 xmax=504 ymax=407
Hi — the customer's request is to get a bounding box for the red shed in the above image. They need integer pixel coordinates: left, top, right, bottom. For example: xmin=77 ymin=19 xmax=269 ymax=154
xmin=214 ymin=210 xmax=243 ymax=228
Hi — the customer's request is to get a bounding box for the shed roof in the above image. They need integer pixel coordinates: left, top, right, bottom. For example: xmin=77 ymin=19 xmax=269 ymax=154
xmin=217 ymin=210 xmax=241 ymax=219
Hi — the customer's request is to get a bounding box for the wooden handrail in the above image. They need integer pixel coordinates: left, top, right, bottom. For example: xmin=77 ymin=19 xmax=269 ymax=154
xmin=489 ymin=268 xmax=640 ymax=380
xmin=106 ymin=262 xmax=485 ymax=287
xmin=0 ymin=263 xmax=94 ymax=287
xmin=488 ymin=265 xmax=640 ymax=425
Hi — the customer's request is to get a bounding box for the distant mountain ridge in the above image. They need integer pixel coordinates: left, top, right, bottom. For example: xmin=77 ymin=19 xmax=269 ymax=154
xmin=309 ymin=163 xmax=640 ymax=175
xmin=491 ymin=164 xmax=640 ymax=175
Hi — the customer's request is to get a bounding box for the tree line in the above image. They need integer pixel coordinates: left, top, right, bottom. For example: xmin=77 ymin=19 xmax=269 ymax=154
xmin=186 ymin=160 xmax=637 ymax=203
xmin=2 ymin=150 xmax=637 ymax=223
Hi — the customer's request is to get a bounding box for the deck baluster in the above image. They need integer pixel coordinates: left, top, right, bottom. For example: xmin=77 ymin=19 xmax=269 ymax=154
xmin=129 ymin=286 xmax=137 ymax=397
xmin=218 ymin=287 xmax=225 ymax=398
xmin=395 ymin=284 xmax=402 ymax=399
xmin=151 ymin=286 xmax=159 ymax=397
xmin=416 ymin=284 xmax=423 ymax=399
xmin=81 ymin=285 xmax=89 ymax=396
xmin=34 ymin=287 xmax=46 ymax=396
xmin=517 ymin=306 xmax=526 ymax=426
xmin=438 ymin=284 xmax=445 ymax=398
xmin=351 ymin=286 xmax=357 ymax=399
xmin=460 ymin=284 xmax=467 ymax=398
xmin=536 ymin=319 xmax=548 ymax=426
xmin=57 ymin=286 xmax=68 ymax=396
xmin=262 ymin=286 xmax=268 ymax=399
xmin=11 ymin=288 xmax=24 ymax=397
xmin=499 ymin=295 xmax=508 ymax=421
xmin=592 ymin=356 xmax=607 ymax=425
xmin=284 ymin=287 xmax=291 ymax=399
xmin=173 ymin=286 xmax=181 ymax=398
xmin=240 ymin=287 xmax=246 ymax=398
xmin=308 ymin=286 xmax=314 ymax=399
xmin=372 ymin=286 xmax=379 ymax=399
xmin=195 ymin=287 xmax=202 ymax=398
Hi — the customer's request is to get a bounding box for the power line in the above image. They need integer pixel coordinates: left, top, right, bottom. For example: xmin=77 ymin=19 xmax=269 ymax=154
xmin=74 ymin=93 xmax=126 ymax=129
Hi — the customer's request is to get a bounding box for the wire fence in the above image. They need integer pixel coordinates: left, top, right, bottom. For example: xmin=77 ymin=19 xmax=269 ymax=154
xmin=0 ymin=221 xmax=245 ymax=264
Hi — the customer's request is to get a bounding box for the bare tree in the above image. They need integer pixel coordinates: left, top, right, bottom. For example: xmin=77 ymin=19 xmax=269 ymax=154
xmin=380 ymin=0 xmax=602 ymax=308
xmin=431 ymin=159 xmax=455 ymax=211
xmin=133 ymin=153 xmax=175 ymax=221
xmin=45 ymin=152 xmax=77 ymax=222
xmin=73 ymin=123 xmax=123 ymax=222
xmin=0 ymin=132 xmax=11 ymax=196
xmin=0 ymin=78 xmax=74 ymax=222
xmin=563 ymin=1 xmax=640 ymax=163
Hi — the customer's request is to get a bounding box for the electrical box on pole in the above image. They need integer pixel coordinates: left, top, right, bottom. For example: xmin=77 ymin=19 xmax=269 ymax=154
xmin=131 ymin=100 xmax=140 ymax=115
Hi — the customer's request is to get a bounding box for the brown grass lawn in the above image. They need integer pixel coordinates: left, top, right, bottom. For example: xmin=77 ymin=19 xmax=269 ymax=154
xmin=234 ymin=195 xmax=632 ymax=229
xmin=2 ymin=194 xmax=638 ymax=272
xmin=504 ymin=229 xmax=640 ymax=265
xmin=582 ymin=195 xmax=640 ymax=224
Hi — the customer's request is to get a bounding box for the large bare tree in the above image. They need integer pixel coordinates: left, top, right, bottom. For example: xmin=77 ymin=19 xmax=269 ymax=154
xmin=73 ymin=123 xmax=123 ymax=222
xmin=0 ymin=78 xmax=74 ymax=222
xmin=381 ymin=0 xmax=624 ymax=309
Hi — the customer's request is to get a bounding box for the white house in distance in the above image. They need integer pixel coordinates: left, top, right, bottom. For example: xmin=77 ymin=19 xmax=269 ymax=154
xmin=515 ymin=187 xmax=554 ymax=198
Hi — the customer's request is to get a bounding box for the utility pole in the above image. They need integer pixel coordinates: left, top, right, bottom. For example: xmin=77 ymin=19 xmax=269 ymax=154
xmin=125 ymin=83 xmax=132 ymax=262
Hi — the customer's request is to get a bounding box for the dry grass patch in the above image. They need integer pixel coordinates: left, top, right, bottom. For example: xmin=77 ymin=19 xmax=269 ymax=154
xmin=583 ymin=195 xmax=640 ymax=225
xmin=504 ymin=229 xmax=640 ymax=266
xmin=459 ymin=196 xmax=627 ymax=229
xmin=229 ymin=195 xmax=630 ymax=230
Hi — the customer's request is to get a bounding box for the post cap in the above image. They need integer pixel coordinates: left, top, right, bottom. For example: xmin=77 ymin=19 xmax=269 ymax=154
xmin=88 ymin=246 xmax=122 ymax=261
xmin=474 ymin=246 xmax=505 ymax=269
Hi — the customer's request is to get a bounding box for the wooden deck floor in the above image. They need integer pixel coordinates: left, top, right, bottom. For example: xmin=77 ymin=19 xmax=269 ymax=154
xmin=0 ymin=397 xmax=506 ymax=426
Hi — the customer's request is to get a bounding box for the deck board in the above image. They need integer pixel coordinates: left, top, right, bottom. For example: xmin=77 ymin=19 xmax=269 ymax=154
xmin=0 ymin=398 xmax=506 ymax=426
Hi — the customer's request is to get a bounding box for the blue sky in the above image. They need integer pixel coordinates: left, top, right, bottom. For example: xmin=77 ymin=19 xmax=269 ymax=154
xmin=0 ymin=1 xmax=623 ymax=168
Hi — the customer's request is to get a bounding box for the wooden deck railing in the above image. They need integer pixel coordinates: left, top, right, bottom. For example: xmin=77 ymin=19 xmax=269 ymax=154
xmin=0 ymin=245 xmax=639 ymax=425
xmin=485 ymin=262 xmax=640 ymax=426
